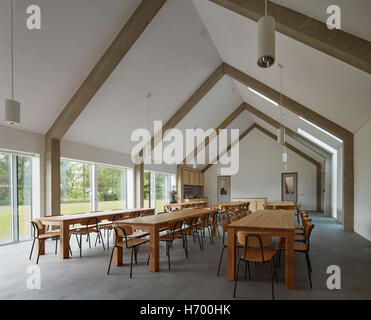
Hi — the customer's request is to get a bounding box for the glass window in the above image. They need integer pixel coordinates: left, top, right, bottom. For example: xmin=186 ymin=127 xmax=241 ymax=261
xmin=17 ymin=156 xmax=32 ymax=241
xmin=97 ymin=165 xmax=127 ymax=211
xmin=144 ymin=171 xmax=150 ymax=208
xmin=60 ymin=159 xmax=91 ymax=215
xmin=0 ymin=153 xmax=11 ymax=244
xmin=155 ymin=172 xmax=166 ymax=213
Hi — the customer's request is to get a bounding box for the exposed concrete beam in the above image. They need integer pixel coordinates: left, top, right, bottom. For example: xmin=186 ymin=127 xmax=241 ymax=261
xmin=46 ymin=0 xmax=167 ymax=140
xmin=225 ymin=63 xmax=353 ymax=230
xmin=45 ymin=138 xmax=60 ymax=216
xmin=245 ymin=103 xmax=330 ymax=159
xmin=202 ymin=124 xmax=256 ymax=172
xmin=182 ymin=102 xmax=246 ymax=164
xmin=149 ymin=64 xmax=225 ymax=153
xmin=255 ymin=124 xmax=322 ymax=211
xmin=210 ymin=0 xmax=371 ymax=74
xmin=134 ymin=163 xmax=144 ymax=208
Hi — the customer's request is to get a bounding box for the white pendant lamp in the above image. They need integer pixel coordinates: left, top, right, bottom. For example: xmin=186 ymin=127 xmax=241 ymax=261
xmin=257 ymin=0 xmax=275 ymax=68
xmin=277 ymin=126 xmax=285 ymax=144
xmin=5 ymin=0 xmax=21 ymax=125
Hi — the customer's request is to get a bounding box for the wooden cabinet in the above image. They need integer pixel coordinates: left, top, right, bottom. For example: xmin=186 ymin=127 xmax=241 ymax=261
xmin=183 ymin=169 xmax=190 ymax=185
xmin=182 ymin=168 xmax=204 ymax=186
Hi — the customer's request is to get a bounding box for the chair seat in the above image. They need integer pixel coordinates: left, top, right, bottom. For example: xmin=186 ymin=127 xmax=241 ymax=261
xmin=276 ymin=237 xmax=308 ymax=252
xmin=180 ymin=227 xmax=196 ymax=235
xmin=39 ymin=231 xmax=60 ymax=239
xmin=159 ymin=233 xmax=182 ymax=241
xmin=117 ymin=238 xmax=149 ymax=248
xmin=70 ymin=227 xmax=98 ymax=235
xmin=129 ymin=231 xmax=149 ymax=238
xmin=240 ymin=248 xmax=276 ymax=262
xmin=295 ymin=234 xmax=305 ymax=241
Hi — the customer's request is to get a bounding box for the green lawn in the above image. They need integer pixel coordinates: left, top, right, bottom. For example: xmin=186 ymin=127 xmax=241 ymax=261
xmin=0 ymin=200 xmax=166 ymax=244
xmin=0 ymin=205 xmax=31 ymax=243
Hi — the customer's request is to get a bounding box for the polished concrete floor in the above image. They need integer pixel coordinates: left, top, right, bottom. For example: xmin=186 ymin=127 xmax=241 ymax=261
xmin=0 ymin=213 xmax=370 ymax=300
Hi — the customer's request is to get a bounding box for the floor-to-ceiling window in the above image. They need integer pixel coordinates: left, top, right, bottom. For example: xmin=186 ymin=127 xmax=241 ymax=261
xmin=60 ymin=158 xmax=130 ymax=215
xmin=0 ymin=151 xmax=34 ymax=245
xmin=60 ymin=159 xmax=91 ymax=215
xmin=144 ymin=170 xmax=175 ymax=212
xmin=97 ymin=164 xmax=127 ymax=211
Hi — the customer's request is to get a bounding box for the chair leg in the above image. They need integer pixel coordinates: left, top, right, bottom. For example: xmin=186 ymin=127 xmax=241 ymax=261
xmin=130 ymin=248 xmax=134 ymax=279
xmin=94 ymin=232 xmax=99 ymax=247
xmin=107 ymin=247 xmax=116 ymax=275
xmin=208 ymin=226 xmax=213 ymax=244
xmin=29 ymin=239 xmax=35 ymax=260
xmin=147 ymin=251 xmax=150 ymax=265
xmin=80 ymin=234 xmax=82 ymax=257
xmin=167 ymin=243 xmax=171 ymax=270
xmin=88 ymin=234 xmax=91 ymax=248
xmin=99 ymin=231 xmax=105 ymax=251
xmin=245 ymin=261 xmax=251 ymax=280
xmin=217 ymin=246 xmax=226 ymax=276
xmin=197 ymin=231 xmax=203 ymax=251
xmin=270 ymin=260 xmax=275 ymax=300
xmin=305 ymin=252 xmax=313 ymax=288
xmin=183 ymin=235 xmax=189 ymax=259
xmin=55 ymin=238 xmax=58 ymax=255
xmin=134 ymin=246 xmax=138 ymax=264
xmin=272 ymin=256 xmax=279 ymax=283
xmin=307 ymin=251 xmax=312 ymax=273
xmin=36 ymin=240 xmax=43 ymax=264
xmin=106 ymin=228 xmax=110 ymax=250
xmin=233 ymin=259 xmax=242 ymax=298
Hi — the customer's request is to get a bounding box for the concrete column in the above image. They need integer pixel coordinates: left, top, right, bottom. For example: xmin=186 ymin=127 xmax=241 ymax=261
xmin=45 ymin=138 xmax=60 ymax=216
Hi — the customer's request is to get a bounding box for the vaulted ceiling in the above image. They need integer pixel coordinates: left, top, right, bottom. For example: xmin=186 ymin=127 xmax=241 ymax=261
xmin=1 ymin=0 xmax=370 ymax=163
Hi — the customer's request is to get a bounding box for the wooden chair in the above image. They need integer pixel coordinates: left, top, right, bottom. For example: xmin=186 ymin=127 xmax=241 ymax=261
xmin=97 ymin=214 xmax=123 ymax=249
xmin=29 ymin=219 xmax=70 ymax=264
xmin=217 ymin=219 xmax=231 ymax=276
xmin=206 ymin=210 xmax=220 ymax=242
xmin=234 ymin=233 xmax=278 ymax=299
xmin=70 ymin=217 xmax=105 ymax=257
xmin=159 ymin=220 xmax=185 ymax=270
xmin=276 ymin=222 xmax=315 ymax=288
xmin=107 ymin=225 xmax=149 ymax=278
xmin=195 ymin=213 xmax=212 ymax=246
xmin=180 ymin=216 xmax=203 ymax=255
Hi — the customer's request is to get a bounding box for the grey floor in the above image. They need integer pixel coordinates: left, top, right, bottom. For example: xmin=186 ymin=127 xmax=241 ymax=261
xmin=0 ymin=213 xmax=370 ymax=300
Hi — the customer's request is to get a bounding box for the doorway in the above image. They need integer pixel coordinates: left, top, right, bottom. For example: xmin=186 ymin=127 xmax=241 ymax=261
xmin=217 ymin=176 xmax=231 ymax=203
xmin=281 ymin=172 xmax=298 ymax=203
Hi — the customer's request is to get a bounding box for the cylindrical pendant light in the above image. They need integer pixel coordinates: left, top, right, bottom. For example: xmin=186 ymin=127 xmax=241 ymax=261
xmin=257 ymin=0 xmax=275 ymax=68
xmin=5 ymin=99 xmax=20 ymax=124
xmin=282 ymin=151 xmax=287 ymax=163
xmin=5 ymin=0 xmax=21 ymax=125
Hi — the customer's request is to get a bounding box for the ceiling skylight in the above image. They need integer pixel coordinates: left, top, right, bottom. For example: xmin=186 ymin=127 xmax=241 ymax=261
xmin=299 ymin=117 xmax=343 ymax=143
xmin=248 ymin=87 xmax=278 ymax=106
xmin=298 ymin=128 xmax=337 ymax=154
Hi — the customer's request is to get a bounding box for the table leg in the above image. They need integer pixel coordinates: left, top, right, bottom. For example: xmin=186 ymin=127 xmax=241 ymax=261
xmin=60 ymin=222 xmax=70 ymax=259
xmin=149 ymin=226 xmax=159 ymax=272
xmin=227 ymin=227 xmax=236 ymax=280
xmin=113 ymin=231 xmax=123 ymax=266
xmin=285 ymin=231 xmax=295 ymax=289
xmin=36 ymin=225 xmax=46 ymax=255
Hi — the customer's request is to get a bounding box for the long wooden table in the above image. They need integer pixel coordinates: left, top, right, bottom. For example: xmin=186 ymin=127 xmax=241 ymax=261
xmin=113 ymin=208 xmax=216 ymax=272
xmin=211 ymin=201 xmax=250 ymax=212
xmin=265 ymin=201 xmax=296 ymax=210
xmin=39 ymin=208 xmax=155 ymax=259
xmin=226 ymin=210 xmax=295 ymax=289
xmin=166 ymin=200 xmax=208 ymax=211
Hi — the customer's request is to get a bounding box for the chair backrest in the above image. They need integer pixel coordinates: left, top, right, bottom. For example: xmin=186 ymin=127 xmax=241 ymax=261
xmin=239 ymin=233 xmax=273 ymax=262
xmin=113 ymin=214 xmax=123 ymax=221
xmin=199 ymin=213 xmax=210 ymax=223
xmin=80 ymin=217 xmax=99 ymax=227
xmin=184 ymin=216 xmax=198 ymax=228
xmin=31 ymin=219 xmax=44 ymax=238
xmin=304 ymin=222 xmax=315 ymax=248
xmin=167 ymin=220 xmax=183 ymax=232
xmin=113 ymin=225 xmax=134 ymax=247
xmin=237 ymin=232 xmax=273 ymax=248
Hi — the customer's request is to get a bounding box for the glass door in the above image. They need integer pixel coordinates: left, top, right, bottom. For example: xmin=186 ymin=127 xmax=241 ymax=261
xmin=0 ymin=153 xmax=12 ymax=244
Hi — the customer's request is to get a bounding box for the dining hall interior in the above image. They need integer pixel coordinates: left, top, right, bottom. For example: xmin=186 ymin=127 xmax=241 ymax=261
xmin=0 ymin=0 xmax=370 ymax=300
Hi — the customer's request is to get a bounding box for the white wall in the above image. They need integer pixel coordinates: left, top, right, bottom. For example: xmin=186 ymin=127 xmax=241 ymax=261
xmin=354 ymin=119 xmax=371 ymax=241
xmin=204 ymin=129 xmax=317 ymax=210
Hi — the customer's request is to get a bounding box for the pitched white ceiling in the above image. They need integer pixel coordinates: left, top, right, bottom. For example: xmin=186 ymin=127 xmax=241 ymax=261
xmin=272 ymin=0 xmax=371 ymax=42
xmin=0 ymin=0 xmax=141 ymax=134
xmin=65 ymin=0 xmax=222 ymax=154
xmin=192 ymin=0 xmax=371 ymax=134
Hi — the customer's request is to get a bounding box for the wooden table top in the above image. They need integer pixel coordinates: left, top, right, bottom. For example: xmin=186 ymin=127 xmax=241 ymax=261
xmin=214 ymin=201 xmax=249 ymax=207
xmin=229 ymin=210 xmax=295 ymax=231
xmin=115 ymin=208 xmax=214 ymax=227
xmin=40 ymin=208 xmax=155 ymax=222
xmin=267 ymin=201 xmax=295 ymax=206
